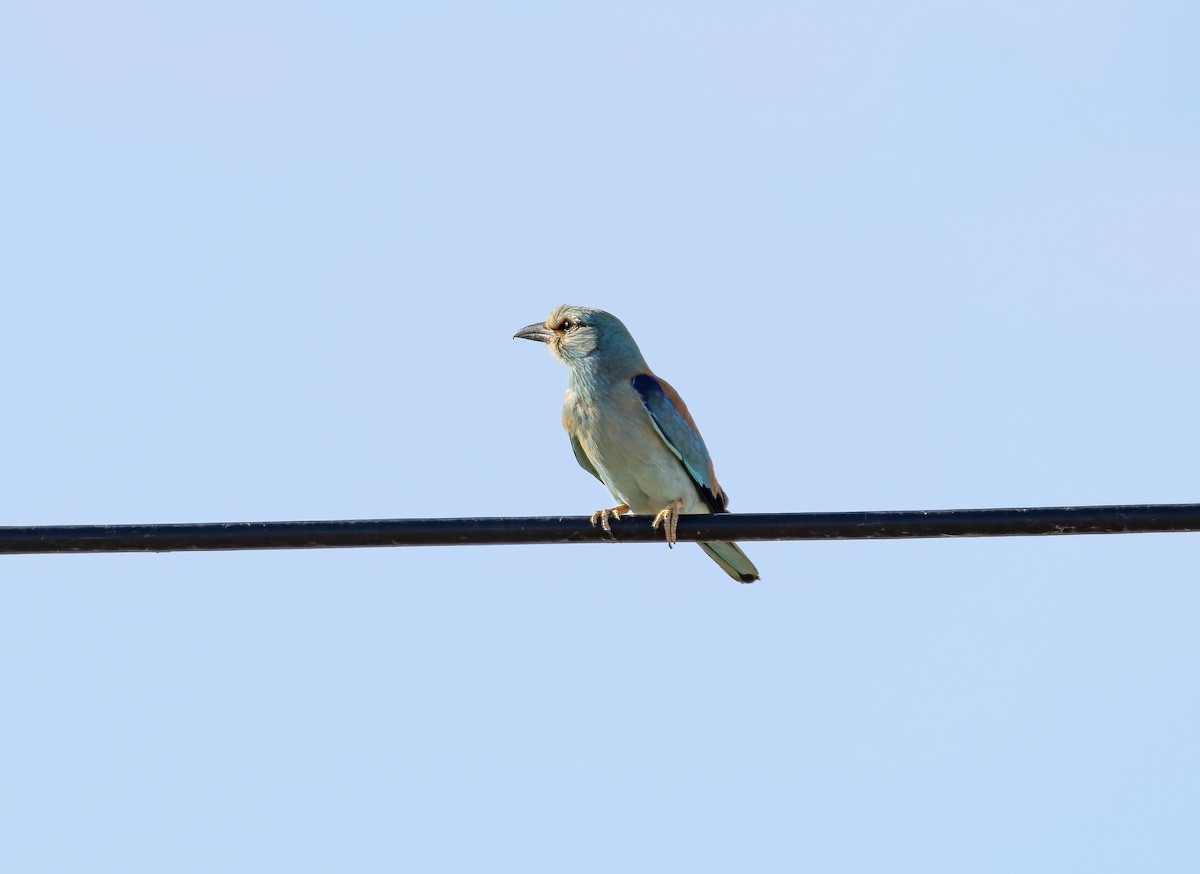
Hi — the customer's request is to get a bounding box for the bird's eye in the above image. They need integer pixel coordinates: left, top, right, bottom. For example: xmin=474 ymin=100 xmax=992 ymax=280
xmin=559 ymin=319 xmax=573 ymax=331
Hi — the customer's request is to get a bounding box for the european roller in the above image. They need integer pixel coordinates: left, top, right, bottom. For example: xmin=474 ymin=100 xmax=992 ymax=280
xmin=515 ymin=305 xmax=760 ymax=583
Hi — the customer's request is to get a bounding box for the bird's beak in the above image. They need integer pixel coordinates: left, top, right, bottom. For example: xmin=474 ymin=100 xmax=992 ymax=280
xmin=513 ymin=322 xmax=554 ymax=343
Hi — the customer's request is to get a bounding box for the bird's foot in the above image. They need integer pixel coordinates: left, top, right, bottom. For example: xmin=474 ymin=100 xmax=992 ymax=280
xmin=590 ymin=503 xmax=630 ymax=537
xmin=651 ymin=499 xmax=685 ymax=548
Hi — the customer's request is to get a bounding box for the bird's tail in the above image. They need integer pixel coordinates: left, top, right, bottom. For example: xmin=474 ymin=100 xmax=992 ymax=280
xmin=699 ymin=541 xmax=759 ymax=584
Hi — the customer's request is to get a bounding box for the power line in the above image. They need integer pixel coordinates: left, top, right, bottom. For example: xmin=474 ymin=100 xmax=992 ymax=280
xmin=1 ymin=503 xmax=1198 ymax=555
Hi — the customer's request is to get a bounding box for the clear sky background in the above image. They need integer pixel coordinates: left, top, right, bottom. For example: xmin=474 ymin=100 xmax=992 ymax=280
xmin=2 ymin=1 xmax=1198 ymax=871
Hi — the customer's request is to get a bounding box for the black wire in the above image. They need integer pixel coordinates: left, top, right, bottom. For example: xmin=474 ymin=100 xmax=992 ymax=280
xmin=2 ymin=504 xmax=1198 ymax=554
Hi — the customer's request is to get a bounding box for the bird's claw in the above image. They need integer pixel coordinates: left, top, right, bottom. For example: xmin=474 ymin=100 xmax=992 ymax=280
xmin=590 ymin=504 xmax=630 ymax=537
xmin=651 ymin=499 xmax=685 ymax=549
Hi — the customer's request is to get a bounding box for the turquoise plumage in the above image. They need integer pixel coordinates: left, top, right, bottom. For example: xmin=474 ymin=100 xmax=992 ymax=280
xmin=515 ymin=305 xmax=760 ymax=583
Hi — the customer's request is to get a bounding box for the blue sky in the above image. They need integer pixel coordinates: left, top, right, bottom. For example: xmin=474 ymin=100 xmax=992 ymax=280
xmin=2 ymin=1 xmax=1198 ymax=871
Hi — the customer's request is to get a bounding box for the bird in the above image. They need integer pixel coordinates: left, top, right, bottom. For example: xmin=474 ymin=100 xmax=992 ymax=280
xmin=514 ymin=305 xmax=759 ymax=583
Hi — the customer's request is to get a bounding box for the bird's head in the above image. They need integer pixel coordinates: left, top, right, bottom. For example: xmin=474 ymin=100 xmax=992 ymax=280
xmin=514 ymin=305 xmax=646 ymax=371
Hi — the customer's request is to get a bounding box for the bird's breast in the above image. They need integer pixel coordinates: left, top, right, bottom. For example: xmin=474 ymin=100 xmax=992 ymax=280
xmin=564 ymin=382 xmax=706 ymax=515
xmin=561 ymin=386 xmax=594 ymax=436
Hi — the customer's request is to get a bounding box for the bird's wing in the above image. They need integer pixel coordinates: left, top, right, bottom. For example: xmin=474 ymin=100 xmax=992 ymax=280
xmin=569 ymin=432 xmax=602 ymax=482
xmin=630 ymin=373 xmax=727 ymax=513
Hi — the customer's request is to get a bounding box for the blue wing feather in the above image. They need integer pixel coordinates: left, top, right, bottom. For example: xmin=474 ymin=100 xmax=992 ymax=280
xmin=569 ymin=433 xmax=602 ymax=481
xmin=630 ymin=374 xmax=725 ymax=513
